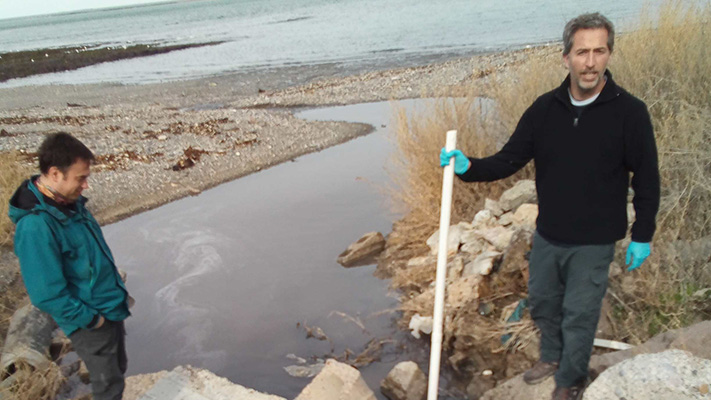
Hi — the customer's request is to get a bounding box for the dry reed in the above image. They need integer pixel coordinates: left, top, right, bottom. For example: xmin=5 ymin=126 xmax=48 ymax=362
xmin=386 ymin=0 xmax=711 ymax=341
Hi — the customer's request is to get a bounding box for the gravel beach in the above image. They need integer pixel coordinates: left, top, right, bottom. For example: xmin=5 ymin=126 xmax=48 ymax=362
xmin=0 ymin=46 xmax=554 ymax=223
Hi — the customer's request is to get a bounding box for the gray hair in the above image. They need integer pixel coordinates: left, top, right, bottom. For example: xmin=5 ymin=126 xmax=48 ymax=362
xmin=563 ymin=13 xmax=615 ymax=56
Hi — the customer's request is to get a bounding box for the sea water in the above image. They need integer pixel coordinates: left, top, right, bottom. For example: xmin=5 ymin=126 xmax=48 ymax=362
xmin=0 ymin=0 xmax=680 ymax=86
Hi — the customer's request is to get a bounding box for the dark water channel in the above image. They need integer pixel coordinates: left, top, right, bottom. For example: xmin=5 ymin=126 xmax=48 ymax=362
xmin=103 ymin=99 xmax=442 ymax=399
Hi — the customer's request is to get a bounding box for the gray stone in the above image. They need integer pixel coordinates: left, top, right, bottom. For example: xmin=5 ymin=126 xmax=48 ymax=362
xmin=511 ymin=203 xmax=537 ymax=230
xmin=472 ymin=209 xmax=496 ymax=230
xmin=380 ymin=361 xmax=426 ymax=400
xmin=480 ymin=374 xmax=554 ymax=400
xmin=589 ymin=320 xmax=711 ymax=377
xmin=583 ymin=350 xmax=711 ymax=400
xmin=484 ymin=198 xmax=504 ymax=218
xmin=295 ymin=359 xmax=377 ymax=400
xmin=337 ymin=231 xmax=386 ymax=267
xmin=468 ymin=227 xmax=514 ymax=252
xmin=463 ymin=251 xmax=502 ymax=277
xmin=138 ymin=365 xmax=285 ymax=400
xmin=498 ymin=180 xmax=537 ymax=212
xmin=426 ymin=223 xmax=467 ymax=256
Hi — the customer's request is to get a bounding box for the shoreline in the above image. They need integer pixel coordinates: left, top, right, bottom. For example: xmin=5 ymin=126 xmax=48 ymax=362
xmin=0 ymin=44 xmax=557 ymax=225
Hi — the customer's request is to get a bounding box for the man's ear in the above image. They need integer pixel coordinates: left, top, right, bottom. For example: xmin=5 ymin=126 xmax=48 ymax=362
xmin=46 ymin=166 xmax=62 ymax=182
xmin=562 ymin=54 xmax=571 ymax=70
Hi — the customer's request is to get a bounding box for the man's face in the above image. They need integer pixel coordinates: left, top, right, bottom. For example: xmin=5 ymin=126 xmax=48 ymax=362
xmin=49 ymin=158 xmax=91 ymax=202
xmin=563 ymin=28 xmax=611 ymax=99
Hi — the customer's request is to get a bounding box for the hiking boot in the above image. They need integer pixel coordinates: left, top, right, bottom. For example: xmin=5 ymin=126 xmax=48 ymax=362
xmin=551 ymin=383 xmax=585 ymax=400
xmin=523 ymin=360 xmax=559 ymax=384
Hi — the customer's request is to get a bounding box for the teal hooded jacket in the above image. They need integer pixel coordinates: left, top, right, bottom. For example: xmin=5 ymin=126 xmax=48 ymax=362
xmin=8 ymin=178 xmax=130 ymax=336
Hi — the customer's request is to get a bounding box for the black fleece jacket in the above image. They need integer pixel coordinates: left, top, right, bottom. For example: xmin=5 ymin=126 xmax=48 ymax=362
xmin=459 ymin=71 xmax=660 ymax=244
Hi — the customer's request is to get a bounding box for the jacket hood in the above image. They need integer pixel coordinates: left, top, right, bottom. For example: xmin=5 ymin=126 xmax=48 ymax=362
xmin=8 ymin=176 xmax=88 ymax=225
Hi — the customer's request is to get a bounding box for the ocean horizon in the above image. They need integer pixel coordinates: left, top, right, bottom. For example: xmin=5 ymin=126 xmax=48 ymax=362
xmin=0 ymin=0 xmax=679 ymax=87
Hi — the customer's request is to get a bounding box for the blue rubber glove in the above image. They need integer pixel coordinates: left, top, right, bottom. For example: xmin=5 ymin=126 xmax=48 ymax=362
xmin=439 ymin=148 xmax=470 ymax=175
xmin=626 ymin=241 xmax=651 ymax=271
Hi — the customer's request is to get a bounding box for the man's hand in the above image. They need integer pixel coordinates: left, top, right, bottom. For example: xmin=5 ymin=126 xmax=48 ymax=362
xmin=93 ymin=315 xmax=106 ymax=329
xmin=626 ymin=241 xmax=651 ymax=271
xmin=439 ymin=148 xmax=471 ymax=175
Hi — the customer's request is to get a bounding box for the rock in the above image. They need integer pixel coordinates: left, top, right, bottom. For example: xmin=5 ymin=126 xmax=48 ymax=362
xmin=337 ymin=231 xmax=386 ymax=267
xmin=466 ymin=375 xmax=496 ymax=399
xmin=472 ymin=209 xmax=496 ymax=230
xmin=447 ymin=275 xmax=489 ymax=310
xmin=589 ymin=320 xmax=711 ymax=378
xmin=447 ymin=256 xmax=465 ymax=283
xmin=380 ymin=361 xmax=426 ymax=400
xmin=583 ymin=350 xmax=711 ymax=400
xmin=484 ymin=198 xmax=504 ymax=218
xmin=460 ymin=231 xmax=491 ymax=255
xmin=408 ymin=314 xmax=433 ymax=339
xmin=498 ymin=211 xmax=514 ymax=227
xmin=511 ymin=203 xmax=537 ymax=230
xmin=136 ymin=365 xmax=284 ymax=400
xmin=295 ymin=359 xmax=377 ymax=400
xmin=480 ymin=374 xmax=555 ymax=400
xmin=426 ymin=223 xmax=467 ymax=256
xmin=498 ymin=229 xmax=533 ymax=276
xmin=284 ymin=360 xmax=326 ymax=378
xmin=463 ymin=251 xmax=502 ymax=277
xmin=498 ymin=180 xmax=536 ymax=212
xmin=1 ymin=303 xmax=55 ymax=374
xmin=468 ymin=227 xmax=514 ymax=252
xmin=406 ymin=256 xmax=435 ymax=269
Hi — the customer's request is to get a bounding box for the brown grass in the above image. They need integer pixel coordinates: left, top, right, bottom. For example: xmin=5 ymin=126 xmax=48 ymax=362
xmin=0 ymin=361 xmax=65 ymax=400
xmin=0 ymin=151 xmax=34 ymax=248
xmin=386 ymin=0 xmax=711 ymax=342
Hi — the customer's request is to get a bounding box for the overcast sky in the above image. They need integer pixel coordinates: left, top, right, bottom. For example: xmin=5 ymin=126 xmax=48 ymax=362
xmin=0 ymin=0 xmax=173 ymax=20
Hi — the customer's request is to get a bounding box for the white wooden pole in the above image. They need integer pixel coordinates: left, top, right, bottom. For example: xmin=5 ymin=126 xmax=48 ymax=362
xmin=427 ymin=129 xmax=457 ymax=400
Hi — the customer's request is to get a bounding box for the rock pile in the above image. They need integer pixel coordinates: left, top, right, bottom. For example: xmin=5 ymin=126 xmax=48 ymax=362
xmin=391 ymin=179 xmax=542 ymax=397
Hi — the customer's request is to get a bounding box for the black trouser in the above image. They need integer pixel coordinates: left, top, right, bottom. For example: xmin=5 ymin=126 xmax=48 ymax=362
xmin=528 ymin=232 xmax=614 ymax=388
xmin=69 ymin=320 xmax=127 ymax=400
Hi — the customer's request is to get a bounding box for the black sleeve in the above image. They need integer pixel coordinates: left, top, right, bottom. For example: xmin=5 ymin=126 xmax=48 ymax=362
xmin=458 ymin=103 xmax=536 ymax=182
xmin=625 ymin=100 xmax=660 ymax=242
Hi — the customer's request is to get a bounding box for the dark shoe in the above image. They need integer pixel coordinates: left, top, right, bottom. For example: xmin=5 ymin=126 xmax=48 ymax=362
xmin=523 ymin=360 xmax=559 ymax=384
xmin=551 ymin=383 xmax=585 ymax=400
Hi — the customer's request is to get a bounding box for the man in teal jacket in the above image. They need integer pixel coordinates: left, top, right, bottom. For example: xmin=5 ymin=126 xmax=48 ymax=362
xmin=9 ymin=132 xmax=130 ymax=400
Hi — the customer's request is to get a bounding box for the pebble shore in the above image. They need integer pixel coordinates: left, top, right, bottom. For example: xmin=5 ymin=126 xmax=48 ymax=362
xmin=0 ymin=45 xmax=556 ymax=224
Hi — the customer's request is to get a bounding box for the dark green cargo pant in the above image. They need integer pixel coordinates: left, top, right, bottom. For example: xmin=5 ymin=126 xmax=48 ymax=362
xmin=528 ymin=232 xmax=614 ymax=388
xmin=69 ymin=320 xmax=127 ymax=400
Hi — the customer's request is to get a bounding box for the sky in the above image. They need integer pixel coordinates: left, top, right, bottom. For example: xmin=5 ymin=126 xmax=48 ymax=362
xmin=0 ymin=0 xmax=173 ymax=20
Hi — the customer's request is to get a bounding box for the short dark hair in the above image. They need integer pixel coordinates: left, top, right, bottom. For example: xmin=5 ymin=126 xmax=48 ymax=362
xmin=38 ymin=132 xmax=95 ymax=174
xmin=563 ymin=13 xmax=615 ymax=56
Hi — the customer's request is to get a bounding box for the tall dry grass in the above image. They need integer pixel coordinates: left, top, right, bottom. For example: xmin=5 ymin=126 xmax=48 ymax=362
xmin=387 ymin=0 xmax=711 ymax=340
xmin=0 ymin=151 xmax=33 ymax=248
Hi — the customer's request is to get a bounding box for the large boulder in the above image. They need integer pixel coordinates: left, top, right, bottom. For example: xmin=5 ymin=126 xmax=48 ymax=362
xmin=136 ymin=365 xmax=285 ymax=400
xmin=583 ymin=350 xmax=711 ymax=400
xmin=295 ymin=359 xmax=377 ymax=400
xmin=589 ymin=320 xmax=711 ymax=377
xmin=380 ymin=361 xmax=426 ymax=400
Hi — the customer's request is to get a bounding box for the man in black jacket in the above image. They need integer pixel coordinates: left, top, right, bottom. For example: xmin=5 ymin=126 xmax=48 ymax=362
xmin=440 ymin=13 xmax=659 ymax=400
